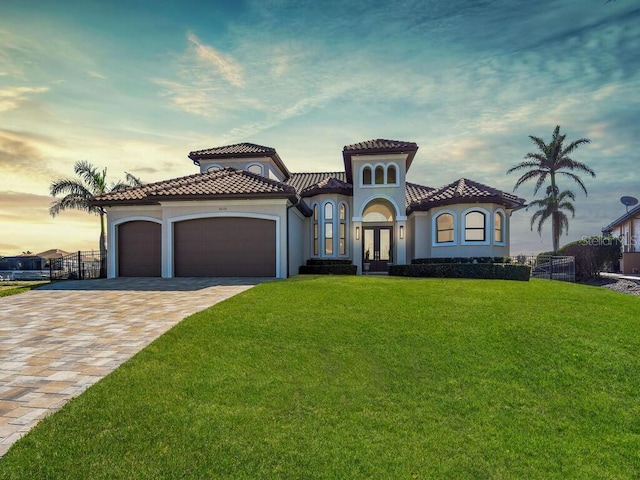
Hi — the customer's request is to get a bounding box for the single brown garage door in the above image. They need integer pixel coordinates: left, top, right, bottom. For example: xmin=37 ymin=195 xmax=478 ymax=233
xmin=118 ymin=221 xmax=162 ymax=277
xmin=173 ymin=217 xmax=276 ymax=277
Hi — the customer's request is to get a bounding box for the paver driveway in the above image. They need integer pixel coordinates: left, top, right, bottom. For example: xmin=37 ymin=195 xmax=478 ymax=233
xmin=0 ymin=277 xmax=265 ymax=456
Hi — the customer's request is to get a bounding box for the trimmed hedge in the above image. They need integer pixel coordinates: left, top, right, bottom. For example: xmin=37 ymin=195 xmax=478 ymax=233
xmin=299 ymin=264 xmax=357 ymax=275
xmin=412 ymin=257 xmax=511 ymax=265
xmin=390 ymin=263 xmax=531 ymax=281
xmin=304 ymin=259 xmax=353 ymax=266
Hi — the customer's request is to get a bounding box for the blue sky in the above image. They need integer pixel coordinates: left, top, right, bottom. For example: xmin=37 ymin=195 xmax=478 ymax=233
xmin=1 ymin=0 xmax=638 ymax=255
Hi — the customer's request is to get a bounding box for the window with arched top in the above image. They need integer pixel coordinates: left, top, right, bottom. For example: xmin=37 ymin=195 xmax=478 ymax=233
xmin=247 ymin=164 xmax=263 ymax=175
xmin=375 ymin=166 xmax=384 ymax=184
xmin=464 ymin=211 xmax=486 ymax=242
xmin=494 ymin=211 xmax=504 ymax=244
xmin=324 ymin=203 xmax=334 ymax=255
xmin=387 ymin=165 xmax=397 ymax=184
xmin=313 ymin=204 xmax=319 ymax=256
xmin=207 ymin=164 xmax=223 ymax=172
xmin=363 ymin=167 xmax=372 ymax=185
xmin=339 ymin=203 xmax=347 ymax=255
xmin=436 ymin=213 xmax=455 ymax=243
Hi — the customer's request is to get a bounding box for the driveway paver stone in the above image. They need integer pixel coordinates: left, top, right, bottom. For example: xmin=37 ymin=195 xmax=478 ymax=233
xmin=0 ymin=277 xmax=264 ymax=456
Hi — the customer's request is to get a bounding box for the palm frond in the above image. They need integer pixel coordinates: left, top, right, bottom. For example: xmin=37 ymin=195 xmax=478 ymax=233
xmin=125 ymin=172 xmax=144 ymax=187
xmin=50 ymin=178 xmax=92 ymax=198
xmin=49 ymin=194 xmax=101 ymax=217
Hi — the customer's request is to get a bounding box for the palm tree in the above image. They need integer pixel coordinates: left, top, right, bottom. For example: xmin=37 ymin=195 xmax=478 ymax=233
xmin=49 ymin=160 xmax=143 ymax=255
xmin=507 ymin=125 xmax=594 ymax=252
xmin=527 ymin=188 xmax=576 ymax=252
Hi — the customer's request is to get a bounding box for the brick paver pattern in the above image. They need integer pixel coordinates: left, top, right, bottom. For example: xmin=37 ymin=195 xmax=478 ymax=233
xmin=0 ymin=277 xmax=263 ymax=456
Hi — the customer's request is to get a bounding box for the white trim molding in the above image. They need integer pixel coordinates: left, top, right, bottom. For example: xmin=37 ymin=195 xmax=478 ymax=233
xmin=493 ymin=208 xmax=507 ymax=246
xmin=461 ymin=206 xmax=491 ymax=246
xmin=432 ymin=209 xmax=458 ymax=247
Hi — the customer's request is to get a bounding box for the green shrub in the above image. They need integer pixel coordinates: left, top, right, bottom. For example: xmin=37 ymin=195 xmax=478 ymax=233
xmin=412 ymin=257 xmax=511 ymax=265
xmin=390 ymin=263 xmax=530 ymax=281
xmin=559 ymin=236 xmax=621 ymax=281
xmin=299 ymin=264 xmax=357 ymax=275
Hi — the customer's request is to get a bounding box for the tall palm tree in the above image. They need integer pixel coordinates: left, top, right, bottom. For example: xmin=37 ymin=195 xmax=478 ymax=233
xmin=507 ymin=125 xmax=594 ymax=252
xmin=527 ymin=188 xmax=576 ymax=252
xmin=49 ymin=160 xmax=143 ymax=254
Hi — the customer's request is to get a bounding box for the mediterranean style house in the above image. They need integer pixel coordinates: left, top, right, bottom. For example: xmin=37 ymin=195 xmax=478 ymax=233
xmin=92 ymin=139 xmax=526 ymax=278
xmin=602 ymin=204 xmax=640 ymax=274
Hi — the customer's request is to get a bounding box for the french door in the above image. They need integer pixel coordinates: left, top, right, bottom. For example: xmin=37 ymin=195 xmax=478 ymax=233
xmin=363 ymin=226 xmax=393 ymax=272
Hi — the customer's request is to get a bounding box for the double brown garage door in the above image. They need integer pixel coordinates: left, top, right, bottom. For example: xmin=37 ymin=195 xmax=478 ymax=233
xmin=117 ymin=218 xmax=276 ymax=277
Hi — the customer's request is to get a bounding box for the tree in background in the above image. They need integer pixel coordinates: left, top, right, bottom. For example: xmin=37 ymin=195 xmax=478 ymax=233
xmin=507 ymin=125 xmax=594 ymax=252
xmin=49 ymin=160 xmax=143 ymax=257
xmin=527 ymin=188 xmax=576 ymax=250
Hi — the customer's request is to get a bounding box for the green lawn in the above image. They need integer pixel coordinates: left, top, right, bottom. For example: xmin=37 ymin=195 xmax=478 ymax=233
xmin=1 ymin=276 xmax=639 ymax=479
xmin=0 ymin=281 xmax=48 ymax=297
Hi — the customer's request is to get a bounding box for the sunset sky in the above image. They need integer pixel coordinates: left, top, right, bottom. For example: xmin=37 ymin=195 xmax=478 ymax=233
xmin=1 ymin=0 xmax=638 ymax=256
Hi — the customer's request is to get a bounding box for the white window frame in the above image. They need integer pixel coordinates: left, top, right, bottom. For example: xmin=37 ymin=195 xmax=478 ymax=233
xmin=246 ymin=163 xmax=264 ymax=176
xmin=432 ymin=210 xmax=457 ymax=246
xmin=359 ymin=162 xmax=401 ymax=188
xmin=338 ymin=201 xmax=349 ymax=257
xmin=321 ymin=200 xmax=337 ymax=257
xmin=461 ymin=207 xmax=490 ymax=246
xmin=493 ymin=208 xmax=506 ymax=246
xmin=311 ymin=203 xmax=319 ymax=257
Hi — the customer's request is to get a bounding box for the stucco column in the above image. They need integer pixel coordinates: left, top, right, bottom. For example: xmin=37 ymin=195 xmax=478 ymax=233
xmin=396 ymin=219 xmax=407 ymax=265
xmin=353 ymin=220 xmax=363 ymax=275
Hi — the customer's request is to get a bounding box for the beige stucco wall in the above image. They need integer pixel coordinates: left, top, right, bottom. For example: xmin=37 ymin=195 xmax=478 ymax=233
xmin=288 ymin=207 xmax=307 ymax=276
xmin=106 ymin=199 xmax=291 ymax=278
xmin=621 ymin=252 xmax=640 ymax=274
xmin=410 ymin=203 xmax=513 ymax=260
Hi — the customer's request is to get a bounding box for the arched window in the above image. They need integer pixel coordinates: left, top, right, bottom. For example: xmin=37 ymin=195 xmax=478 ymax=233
xmin=339 ymin=203 xmax=347 ymax=255
xmin=494 ymin=211 xmax=504 ymax=244
xmin=387 ymin=165 xmax=397 ymax=184
xmin=465 ymin=211 xmax=486 ymax=241
xmin=436 ymin=213 xmax=455 ymax=243
xmin=374 ymin=166 xmax=384 ymax=184
xmin=207 ymin=164 xmax=223 ymax=172
xmin=363 ymin=167 xmax=372 ymax=185
xmin=324 ymin=203 xmax=333 ymax=255
xmin=247 ymin=164 xmax=263 ymax=175
xmin=313 ymin=204 xmax=319 ymax=256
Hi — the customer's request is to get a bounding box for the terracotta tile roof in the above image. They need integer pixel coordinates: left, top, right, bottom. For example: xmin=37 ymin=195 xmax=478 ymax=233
xmin=285 ymin=172 xmax=347 ymax=193
xmin=92 ymin=168 xmax=301 ymax=206
xmin=342 ymin=139 xmax=418 ymax=183
xmin=299 ymin=177 xmax=353 ymax=197
xmin=405 ymin=182 xmax=435 ymax=208
xmin=189 ymin=142 xmax=275 ymax=157
xmin=343 ymin=139 xmax=418 ymax=152
xmin=188 ymin=142 xmax=290 ymax=179
xmin=408 ymin=178 xmax=526 ymax=212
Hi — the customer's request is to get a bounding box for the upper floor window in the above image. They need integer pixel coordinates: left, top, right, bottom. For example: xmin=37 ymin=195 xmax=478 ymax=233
xmin=207 ymin=164 xmax=223 ymax=172
xmin=363 ymin=167 xmax=372 ymax=185
xmin=436 ymin=213 xmax=454 ymax=243
xmin=247 ymin=164 xmax=263 ymax=175
xmin=494 ymin=212 xmax=504 ymax=243
xmin=360 ymin=163 xmax=400 ymax=187
xmin=375 ymin=166 xmax=384 ymax=184
xmin=465 ymin=211 xmax=486 ymax=242
xmin=387 ymin=165 xmax=397 ymax=184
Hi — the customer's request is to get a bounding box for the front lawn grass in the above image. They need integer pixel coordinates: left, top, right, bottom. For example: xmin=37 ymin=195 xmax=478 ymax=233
xmin=1 ymin=277 xmax=639 ymax=479
xmin=0 ymin=281 xmax=48 ymax=297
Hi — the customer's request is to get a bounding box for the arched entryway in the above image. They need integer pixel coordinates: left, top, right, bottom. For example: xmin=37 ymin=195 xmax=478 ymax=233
xmin=362 ymin=199 xmax=396 ymax=272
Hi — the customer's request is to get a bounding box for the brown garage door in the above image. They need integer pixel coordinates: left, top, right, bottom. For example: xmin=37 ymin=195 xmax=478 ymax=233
xmin=118 ymin=221 xmax=162 ymax=277
xmin=173 ymin=217 xmax=276 ymax=277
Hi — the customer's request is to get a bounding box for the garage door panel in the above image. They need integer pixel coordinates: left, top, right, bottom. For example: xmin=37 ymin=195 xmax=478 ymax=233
xmin=174 ymin=217 xmax=276 ymax=277
xmin=118 ymin=221 xmax=162 ymax=277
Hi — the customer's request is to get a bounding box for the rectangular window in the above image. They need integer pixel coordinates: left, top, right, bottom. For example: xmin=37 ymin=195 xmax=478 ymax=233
xmin=339 ymin=223 xmax=346 ymax=255
xmin=313 ymin=223 xmax=318 ymax=255
xmin=325 ymin=223 xmax=333 ymax=255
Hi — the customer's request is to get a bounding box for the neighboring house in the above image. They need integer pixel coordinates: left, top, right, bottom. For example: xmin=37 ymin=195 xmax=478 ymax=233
xmin=602 ymin=204 xmax=640 ymax=274
xmin=0 ymin=254 xmax=46 ymax=271
xmin=92 ymin=139 xmax=526 ymax=278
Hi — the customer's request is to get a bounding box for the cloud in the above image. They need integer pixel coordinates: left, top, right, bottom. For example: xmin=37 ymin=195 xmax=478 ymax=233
xmin=186 ymin=32 xmax=244 ymax=87
xmin=0 ymin=86 xmax=49 ymax=112
xmin=87 ymin=70 xmax=107 ymax=80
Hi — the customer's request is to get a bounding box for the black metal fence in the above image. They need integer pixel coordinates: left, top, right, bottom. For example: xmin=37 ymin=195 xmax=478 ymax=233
xmin=511 ymin=254 xmax=576 ymax=282
xmin=49 ymin=250 xmax=106 ymax=280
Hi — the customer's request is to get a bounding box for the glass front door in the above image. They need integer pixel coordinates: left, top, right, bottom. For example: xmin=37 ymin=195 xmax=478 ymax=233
xmin=363 ymin=226 xmax=393 ymax=272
